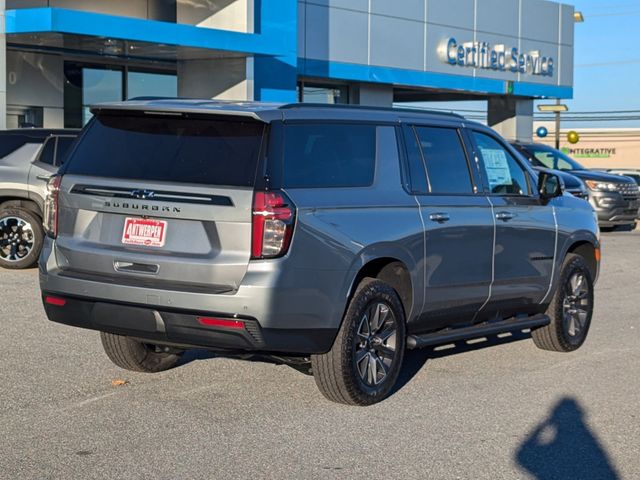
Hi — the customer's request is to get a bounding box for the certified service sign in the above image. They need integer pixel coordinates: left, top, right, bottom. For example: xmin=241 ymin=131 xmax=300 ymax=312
xmin=439 ymin=38 xmax=554 ymax=77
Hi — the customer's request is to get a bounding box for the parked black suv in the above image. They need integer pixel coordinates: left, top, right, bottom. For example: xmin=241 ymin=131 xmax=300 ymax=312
xmin=40 ymin=101 xmax=600 ymax=405
xmin=512 ymin=142 xmax=640 ymax=230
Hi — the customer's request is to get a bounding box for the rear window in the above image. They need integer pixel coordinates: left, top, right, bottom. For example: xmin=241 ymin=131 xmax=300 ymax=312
xmin=64 ymin=113 xmax=265 ymax=186
xmin=0 ymin=134 xmax=44 ymax=158
xmin=282 ymin=123 xmax=376 ymax=188
xmin=56 ymin=136 xmax=76 ymax=166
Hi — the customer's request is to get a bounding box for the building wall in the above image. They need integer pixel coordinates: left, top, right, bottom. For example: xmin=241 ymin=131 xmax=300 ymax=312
xmin=5 ymin=50 xmax=64 ymax=128
xmin=538 ymin=129 xmax=640 ymax=169
xmin=299 ymin=0 xmax=574 ymax=90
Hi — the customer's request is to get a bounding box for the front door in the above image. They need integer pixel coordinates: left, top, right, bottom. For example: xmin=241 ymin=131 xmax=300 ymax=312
xmin=470 ymin=130 xmax=557 ymax=318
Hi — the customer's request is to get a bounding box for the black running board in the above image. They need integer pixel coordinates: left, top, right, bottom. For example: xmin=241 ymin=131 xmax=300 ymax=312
xmin=406 ymin=314 xmax=550 ymax=350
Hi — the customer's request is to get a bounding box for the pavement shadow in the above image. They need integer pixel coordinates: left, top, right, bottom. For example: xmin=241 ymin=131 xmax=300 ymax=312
xmin=516 ymin=398 xmax=620 ymax=480
xmin=391 ymin=329 xmax=533 ymax=396
xmin=178 ymin=330 xmax=537 ymax=395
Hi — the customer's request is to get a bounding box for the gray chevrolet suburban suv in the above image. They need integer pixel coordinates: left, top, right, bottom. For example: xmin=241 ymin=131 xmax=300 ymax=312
xmin=40 ymin=100 xmax=600 ymax=405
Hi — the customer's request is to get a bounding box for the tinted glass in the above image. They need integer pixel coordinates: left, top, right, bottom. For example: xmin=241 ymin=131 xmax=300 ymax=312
xmin=403 ymin=127 xmax=429 ymax=194
xmin=55 ymin=137 xmax=76 ymax=166
xmin=38 ymin=138 xmax=55 ymax=165
xmin=473 ymin=132 xmax=530 ymax=195
xmin=283 ymin=124 xmax=376 ymax=188
xmin=523 ymin=145 xmax=585 ymax=171
xmin=64 ymin=113 xmax=264 ymax=186
xmin=415 ymin=127 xmax=473 ymax=194
xmin=0 ymin=134 xmax=42 ymax=158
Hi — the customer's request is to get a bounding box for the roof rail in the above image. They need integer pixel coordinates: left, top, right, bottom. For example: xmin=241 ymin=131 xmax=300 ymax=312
xmin=278 ymin=102 xmax=465 ymax=119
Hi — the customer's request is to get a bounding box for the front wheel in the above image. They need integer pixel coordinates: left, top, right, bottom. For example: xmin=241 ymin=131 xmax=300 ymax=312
xmin=532 ymin=254 xmax=594 ymax=352
xmin=100 ymin=332 xmax=182 ymax=373
xmin=311 ymin=278 xmax=406 ymax=406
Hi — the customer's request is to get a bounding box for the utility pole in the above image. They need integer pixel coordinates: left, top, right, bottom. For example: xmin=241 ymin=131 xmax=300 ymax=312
xmin=555 ymin=98 xmax=561 ymax=150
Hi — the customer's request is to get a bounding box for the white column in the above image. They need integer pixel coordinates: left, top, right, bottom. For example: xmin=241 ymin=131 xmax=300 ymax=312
xmin=350 ymin=84 xmax=394 ymax=107
xmin=177 ymin=57 xmax=252 ymax=101
xmin=488 ymin=97 xmax=534 ymax=143
xmin=0 ymin=0 xmax=7 ymax=130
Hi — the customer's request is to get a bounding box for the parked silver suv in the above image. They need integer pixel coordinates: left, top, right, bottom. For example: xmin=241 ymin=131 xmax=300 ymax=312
xmin=40 ymin=101 xmax=600 ymax=405
xmin=0 ymin=129 xmax=78 ymax=269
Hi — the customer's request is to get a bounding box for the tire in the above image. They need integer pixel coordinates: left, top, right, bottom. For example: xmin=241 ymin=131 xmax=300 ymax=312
xmin=311 ymin=278 xmax=406 ymax=406
xmin=0 ymin=207 xmax=44 ymax=269
xmin=100 ymin=332 xmax=182 ymax=373
xmin=532 ymin=254 xmax=594 ymax=352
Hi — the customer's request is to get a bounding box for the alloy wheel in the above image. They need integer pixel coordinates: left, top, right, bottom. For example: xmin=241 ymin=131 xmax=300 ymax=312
xmin=562 ymin=272 xmax=590 ymax=338
xmin=0 ymin=216 xmax=36 ymax=263
xmin=354 ymin=302 xmax=398 ymax=386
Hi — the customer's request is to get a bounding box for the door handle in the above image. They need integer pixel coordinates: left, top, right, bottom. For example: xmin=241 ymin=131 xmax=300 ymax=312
xmin=36 ymin=175 xmax=51 ymax=181
xmin=429 ymin=212 xmax=450 ymax=223
xmin=495 ymin=211 xmax=515 ymax=222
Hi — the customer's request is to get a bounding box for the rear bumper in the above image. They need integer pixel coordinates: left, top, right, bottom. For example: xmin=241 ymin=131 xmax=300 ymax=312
xmin=39 ymin=238 xmax=349 ymax=355
xmin=42 ymin=292 xmax=336 ymax=354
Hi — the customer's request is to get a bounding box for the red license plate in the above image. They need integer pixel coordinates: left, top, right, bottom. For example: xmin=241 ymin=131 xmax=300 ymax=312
xmin=122 ymin=218 xmax=167 ymax=247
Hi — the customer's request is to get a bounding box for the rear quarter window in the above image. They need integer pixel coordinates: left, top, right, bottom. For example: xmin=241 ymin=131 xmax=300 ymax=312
xmin=282 ymin=123 xmax=376 ymax=188
xmin=0 ymin=134 xmax=43 ymax=159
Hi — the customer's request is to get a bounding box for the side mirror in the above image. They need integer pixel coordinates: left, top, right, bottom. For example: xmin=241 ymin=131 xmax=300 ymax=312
xmin=538 ymin=170 xmax=564 ymax=202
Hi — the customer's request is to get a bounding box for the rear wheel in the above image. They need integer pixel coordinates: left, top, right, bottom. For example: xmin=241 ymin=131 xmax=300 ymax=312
xmin=100 ymin=332 xmax=182 ymax=373
xmin=532 ymin=254 xmax=594 ymax=352
xmin=0 ymin=207 xmax=43 ymax=269
xmin=311 ymin=278 xmax=406 ymax=406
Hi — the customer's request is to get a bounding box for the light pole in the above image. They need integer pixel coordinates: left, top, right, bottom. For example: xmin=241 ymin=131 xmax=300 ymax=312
xmin=538 ymin=103 xmax=568 ymax=149
xmin=535 ymin=10 xmax=583 ymax=149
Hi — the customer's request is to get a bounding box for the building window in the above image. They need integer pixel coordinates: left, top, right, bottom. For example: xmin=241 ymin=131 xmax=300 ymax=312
xmin=299 ymin=82 xmax=348 ymax=104
xmin=127 ymin=71 xmax=178 ymax=100
xmin=64 ymin=63 xmax=177 ymax=128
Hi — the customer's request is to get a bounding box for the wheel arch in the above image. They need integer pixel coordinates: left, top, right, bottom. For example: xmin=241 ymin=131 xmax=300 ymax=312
xmin=0 ymin=196 xmax=43 ymax=218
xmin=343 ymin=249 xmax=420 ymax=324
xmin=567 ymin=240 xmax=598 ymax=280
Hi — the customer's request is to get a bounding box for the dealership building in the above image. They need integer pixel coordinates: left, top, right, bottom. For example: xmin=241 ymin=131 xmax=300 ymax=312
xmin=0 ymin=0 xmax=575 ymax=141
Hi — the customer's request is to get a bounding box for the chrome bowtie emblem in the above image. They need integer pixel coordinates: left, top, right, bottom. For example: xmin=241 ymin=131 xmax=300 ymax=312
xmin=131 ymin=189 xmax=155 ymax=199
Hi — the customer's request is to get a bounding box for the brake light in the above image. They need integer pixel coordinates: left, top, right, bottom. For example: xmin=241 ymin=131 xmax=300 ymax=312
xmin=251 ymin=191 xmax=295 ymax=259
xmin=197 ymin=317 xmax=245 ymax=330
xmin=45 ymin=296 xmax=66 ymax=307
xmin=43 ymin=175 xmax=62 ymax=238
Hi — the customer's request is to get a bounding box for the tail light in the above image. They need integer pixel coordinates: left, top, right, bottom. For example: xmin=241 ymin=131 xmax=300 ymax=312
xmin=251 ymin=191 xmax=295 ymax=259
xmin=43 ymin=175 xmax=62 ymax=238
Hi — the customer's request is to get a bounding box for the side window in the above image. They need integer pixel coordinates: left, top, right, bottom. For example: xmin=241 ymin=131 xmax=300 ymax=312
xmin=533 ymin=151 xmax=572 ymax=171
xmin=402 ymin=126 xmax=429 ymax=194
xmin=415 ymin=126 xmax=474 ymax=194
xmin=282 ymin=123 xmax=376 ymax=188
xmin=472 ymin=132 xmax=530 ymax=195
xmin=55 ymin=137 xmax=76 ymax=166
xmin=37 ymin=137 xmax=55 ymax=166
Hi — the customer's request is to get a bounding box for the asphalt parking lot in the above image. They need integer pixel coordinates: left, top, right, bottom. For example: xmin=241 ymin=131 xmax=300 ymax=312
xmin=1 ymin=231 xmax=639 ymax=480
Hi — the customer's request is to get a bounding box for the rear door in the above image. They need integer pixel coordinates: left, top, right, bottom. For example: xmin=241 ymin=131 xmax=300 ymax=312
xmin=405 ymin=124 xmax=494 ymax=331
xmin=55 ymin=111 xmax=265 ymax=293
xmin=469 ymin=130 xmax=556 ymax=317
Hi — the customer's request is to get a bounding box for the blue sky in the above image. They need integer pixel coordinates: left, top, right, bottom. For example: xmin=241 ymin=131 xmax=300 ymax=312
xmin=567 ymin=0 xmax=640 ymax=121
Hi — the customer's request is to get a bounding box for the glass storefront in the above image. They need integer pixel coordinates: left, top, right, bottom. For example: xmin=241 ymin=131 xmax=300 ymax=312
xmin=64 ymin=63 xmax=177 ymax=127
xmin=299 ymin=83 xmax=348 ymax=104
